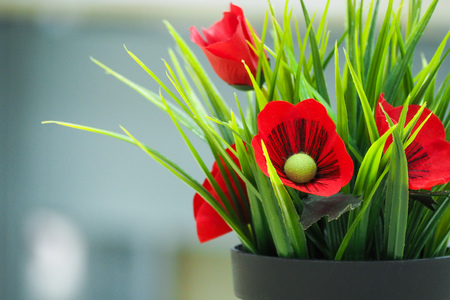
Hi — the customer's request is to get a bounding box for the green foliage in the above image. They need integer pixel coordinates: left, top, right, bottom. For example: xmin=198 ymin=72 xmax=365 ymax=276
xmin=44 ymin=0 xmax=450 ymax=260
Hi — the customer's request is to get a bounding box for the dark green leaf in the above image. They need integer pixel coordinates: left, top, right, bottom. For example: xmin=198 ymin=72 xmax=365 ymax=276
xmin=409 ymin=194 xmax=438 ymax=211
xmin=301 ymin=193 xmax=362 ymax=230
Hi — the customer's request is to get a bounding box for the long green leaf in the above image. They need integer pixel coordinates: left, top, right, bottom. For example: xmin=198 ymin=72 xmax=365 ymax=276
xmin=253 ymin=164 xmax=293 ymax=257
xmin=43 ymin=121 xmax=257 ymax=252
xmin=354 ymin=125 xmax=396 ymax=197
xmin=298 ymin=0 xmax=330 ymax=104
xmin=364 ymin=0 xmax=393 ymax=106
xmin=122 ymin=125 xmax=257 ymax=252
xmin=335 ymin=44 xmax=349 ymax=148
xmin=90 ymin=57 xmax=204 ymax=140
xmin=344 ymin=50 xmax=379 ymax=144
xmin=362 ymin=0 xmax=380 ymax=80
xmin=407 ymin=196 xmax=450 ymax=259
xmin=160 ymin=90 xmax=247 ymax=227
xmin=261 ymin=141 xmax=309 ymax=258
xmin=385 ymin=0 xmax=439 ymax=105
xmin=267 ymin=8 xmax=293 ymax=102
xmin=167 ymin=49 xmax=209 ymax=122
xmin=293 ymin=15 xmax=316 ymax=103
xmin=412 ymin=40 xmax=450 ymax=106
xmin=163 ymin=21 xmax=232 ymax=126
xmin=335 ymin=168 xmax=389 ymax=260
xmin=384 ymin=129 xmax=409 ymax=260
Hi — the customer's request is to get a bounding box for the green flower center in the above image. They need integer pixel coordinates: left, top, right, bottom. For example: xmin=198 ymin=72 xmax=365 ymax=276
xmin=284 ymin=153 xmax=317 ymax=184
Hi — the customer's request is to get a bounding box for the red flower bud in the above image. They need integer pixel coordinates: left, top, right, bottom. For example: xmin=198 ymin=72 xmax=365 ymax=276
xmin=190 ymin=3 xmax=266 ymax=88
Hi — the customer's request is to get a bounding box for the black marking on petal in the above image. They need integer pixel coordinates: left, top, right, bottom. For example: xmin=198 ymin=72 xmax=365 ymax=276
xmin=406 ymin=142 xmax=430 ymax=179
xmin=267 ymin=122 xmax=293 ymax=173
xmin=316 ymin=151 xmax=340 ymax=180
xmin=293 ymin=119 xmax=307 ymax=154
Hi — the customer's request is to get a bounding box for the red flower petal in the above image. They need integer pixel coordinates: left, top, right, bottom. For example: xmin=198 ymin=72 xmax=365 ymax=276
xmin=376 ymin=94 xmax=445 ymax=143
xmin=229 ymin=3 xmax=255 ymax=43
xmin=255 ymin=99 xmax=336 ymax=137
xmin=252 ymin=99 xmax=354 ymax=197
xmin=190 ymin=27 xmax=208 ymax=47
xmin=197 ymin=48 xmax=256 ymax=86
xmin=202 ymin=11 xmax=239 ymax=44
xmin=194 ymin=175 xmax=234 ymax=243
xmin=193 ymin=145 xmax=248 ymax=243
xmin=375 ymin=94 xmax=450 ymax=190
xmin=407 ymin=139 xmax=450 ymax=190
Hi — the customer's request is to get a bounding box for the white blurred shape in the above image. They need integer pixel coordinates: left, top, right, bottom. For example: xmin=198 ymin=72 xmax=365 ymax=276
xmin=25 ymin=210 xmax=87 ymax=300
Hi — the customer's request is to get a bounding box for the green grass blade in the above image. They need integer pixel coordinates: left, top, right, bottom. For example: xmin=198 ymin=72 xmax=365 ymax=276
xmin=163 ymin=59 xmax=233 ymax=143
xmin=267 ymin=8 xmax=293 ymax=102
xmin=163 ymin=21 xmax=232 ymax=122
xmin=323 ymin=30 xmax=347 ymax=70
xmin=354 ymin=126 xmax=396 ymax=196
xmin=293 ymin=17 xmax=315 ymax=103
xmin=364 ymin=0 xmax=393 ymax=106
xmin=335 ymin=44 xmax=349 ymax=149
xmin=384 ymin=129 xmax=409 ymax=260
xmin=253 ymin=167 xmax=293 ymax=257
xmin=335 ymin=168 xmax=389 ymax=260
xmin=90 ymin=57 xmax=204 ymax=140
xmin=412 ymin=41 xmax=450 ymax=106
xmin=167 ymin=48 xmax=209 ymax=120
xmin=122 ymin=126 xmax=258 ymax=253
xmin=406 ymin=196 xmax=450 ymax=259
xmin=392 ymin=13 xmax=415 ymax=99
xmin=158 ymin=92 xmax=246 ymax=227
xmin=385 ymin=0 xmax=439 ymax=105
xmin=43 ymin=120 xmax=258 ymax=252
xmin=433 ymin=69 xmax=450 ymax=120
xmin=298 ymin=0 xmax=330 ymax=104
xmin=362 ymin=0 xmax=380 ymax=79
xmin=261 ymin=141 xmax=308 ymax=258
xmin=344 ymin=50 xmax=379 ymax=144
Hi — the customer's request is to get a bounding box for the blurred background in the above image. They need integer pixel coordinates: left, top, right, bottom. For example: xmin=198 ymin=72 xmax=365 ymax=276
xmin=1 ymin=0 xmax=448 ymax=299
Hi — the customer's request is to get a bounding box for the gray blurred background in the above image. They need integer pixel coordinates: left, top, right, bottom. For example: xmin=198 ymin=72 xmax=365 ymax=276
xmin=1 ymin=0 xmax=448 ymax=299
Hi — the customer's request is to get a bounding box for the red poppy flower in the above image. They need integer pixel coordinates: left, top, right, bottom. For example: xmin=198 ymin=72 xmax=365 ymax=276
xmin=190 ymin=3 xmax=265 ymax=88
xmin=251 ymin=99 xmax=354 ymax=197
xmin=193 ymin=145 xmax=248 ymax=243
xmin=376 ymin=94 xmax=450 ymax=190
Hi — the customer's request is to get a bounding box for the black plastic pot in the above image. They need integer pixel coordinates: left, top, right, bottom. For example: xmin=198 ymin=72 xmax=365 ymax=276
xmin=231 ymin=245 xmax=450 ymax=300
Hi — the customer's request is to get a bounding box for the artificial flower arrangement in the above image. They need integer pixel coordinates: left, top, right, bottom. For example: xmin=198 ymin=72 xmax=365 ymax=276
xmin=45 ymin=0 xmax=450 ymax=261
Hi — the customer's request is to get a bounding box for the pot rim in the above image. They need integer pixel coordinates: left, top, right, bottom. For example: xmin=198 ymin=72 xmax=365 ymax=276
xmin=232 ymin=244 xmax=450 ymax=263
